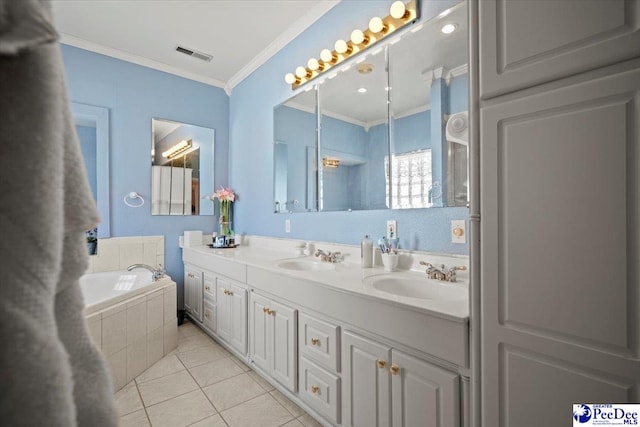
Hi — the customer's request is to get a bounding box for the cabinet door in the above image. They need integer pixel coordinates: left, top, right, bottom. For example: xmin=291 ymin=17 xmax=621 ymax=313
xmin=391 ymin=350 xmax=459 ymax=427
xmin=479 ymin=0 xmax=640 ymax=98
xmin=192 ymin=272 xmax=203 ymax=323
xmin=184 ymin=269 xmax=193 ymax=313
xmin=216 ymin=281 xmax=230 ymax=342
xmin=342 ymin=331 xmax=391 ymax=427
xmin=249 ymin=292 xmax=270 ymax=373
xmin=481 ymin=65 xmax=640 ymax=425
xmin=270 ymin=299 xmax=297 ymax=392
xmin=228 ymin=283 xmax=247 ymax=355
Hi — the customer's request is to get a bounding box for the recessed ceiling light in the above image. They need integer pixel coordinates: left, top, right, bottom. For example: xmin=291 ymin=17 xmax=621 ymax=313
xmin=441 ymin=23 xmax=457 ymax=34
xmin=357 ymin=87 xmax=367 ymax=93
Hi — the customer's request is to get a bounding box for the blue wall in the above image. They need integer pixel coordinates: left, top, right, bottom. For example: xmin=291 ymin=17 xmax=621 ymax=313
xmin=77 ymin=125 xmax=97 ymax=201
xmin=61 ymin=45 xmax=230 ymax=307
xmin=230 ymin=0 xmax=467 ymax=254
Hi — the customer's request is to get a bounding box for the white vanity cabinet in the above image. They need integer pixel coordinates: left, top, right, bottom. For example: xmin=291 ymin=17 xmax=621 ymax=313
xmin=249 ymin=290 xmax=297 ymax=392
xmin=184 ymin=265 xmax=203 ymax=323
xmin=216 ymin=277 xmax=247 ymax=355
xmin=343 ymin=331 xmax=460 ymax=427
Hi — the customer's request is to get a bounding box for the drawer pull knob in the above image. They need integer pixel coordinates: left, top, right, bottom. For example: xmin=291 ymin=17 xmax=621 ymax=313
xmin=204 ymin=313 xmax=209 ymax=319
xmin=376 ymin=359 xmax=386 ymax=369
xmin=311 ymin=385 xmax=320 ymax=394
xmin=310 ymin=338 xmax=320 ymax=346
xmin=389 ymin=364 xmax=400 ymax=375
xmin=205 ymin=286 xmax=210 ymax=291
xmin=269 ymin=309 xmax=275 ymax=316
xmin=263 ymin=307 xmax=270 ymax=314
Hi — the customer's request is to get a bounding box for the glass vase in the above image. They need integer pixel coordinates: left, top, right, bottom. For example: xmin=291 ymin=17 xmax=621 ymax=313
xmin=218 ymin=200 xmax=233 ymax=236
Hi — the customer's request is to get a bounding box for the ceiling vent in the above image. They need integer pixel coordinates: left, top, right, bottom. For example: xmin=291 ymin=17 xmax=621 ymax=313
xmin=175 ymin=45 xmax=213 ymax=62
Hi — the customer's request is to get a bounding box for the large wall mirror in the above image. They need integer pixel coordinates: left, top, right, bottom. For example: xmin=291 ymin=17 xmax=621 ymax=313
xmin=72 ymin=102 xmax=110 ymax=255
xmin=273 ymin=89 xmax=318 ymax=213
xmin=151 ymin=119 xmax=215 ymax=215
xmin=273 ymin=1 xmax=468 ymax=212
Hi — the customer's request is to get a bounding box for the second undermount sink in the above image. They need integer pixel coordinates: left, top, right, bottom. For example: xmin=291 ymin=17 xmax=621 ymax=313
xmin=368 ymin=276 xmax=466 ymax=301
xmin=277 ymin=259 xmax=335 ymax=271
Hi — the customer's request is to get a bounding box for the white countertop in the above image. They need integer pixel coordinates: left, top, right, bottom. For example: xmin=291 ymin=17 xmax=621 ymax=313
xmin=183 ymin=243 xmax=469 ymax=322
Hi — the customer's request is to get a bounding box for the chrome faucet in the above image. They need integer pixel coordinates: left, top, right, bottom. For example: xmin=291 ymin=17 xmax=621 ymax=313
xmin=315 ymin=249 xmax=344 ymax=263
xmin=127 ymin=264 xmax=166 ymax=281
xmin=419 ymin=261 xmax=466 ymax=282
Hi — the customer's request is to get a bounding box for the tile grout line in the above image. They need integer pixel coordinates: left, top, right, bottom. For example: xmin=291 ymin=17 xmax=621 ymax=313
xmin=134 ymin=380 xmax=153 ymax=427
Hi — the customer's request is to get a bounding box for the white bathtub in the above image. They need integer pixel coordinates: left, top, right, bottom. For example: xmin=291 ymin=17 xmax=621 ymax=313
xmin=81 ymin=270 xmax=167 ymax=315
xmin=81 ymin=270 xmax=178 ymax=390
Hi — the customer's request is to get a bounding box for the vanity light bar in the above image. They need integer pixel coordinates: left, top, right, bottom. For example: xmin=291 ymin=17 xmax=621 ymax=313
xmin=162 ymin=139 xmax=192 ymax=159
xmin=322 ymin=157 xmax=340 ymax=168
xmin=284 ymin=0 xmax=418 ymax=89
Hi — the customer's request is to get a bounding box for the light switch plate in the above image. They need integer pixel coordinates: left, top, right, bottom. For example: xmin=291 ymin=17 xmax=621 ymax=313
xmin=387 ymin=220 xmax=397 ymax=240
xmin=451 ymin=220 xmax=466 ymax=243
xmin=285 ymin=219 xmax=291 ymax=233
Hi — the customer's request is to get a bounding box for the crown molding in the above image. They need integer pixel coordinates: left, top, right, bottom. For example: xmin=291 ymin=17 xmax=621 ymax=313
xmin=225 ymin=0 xmax=341 ymax=94
xmin=449 ymin=63 xmax=468 ymax=78
xmin=60 ymin=33 xmax=228 ymax=91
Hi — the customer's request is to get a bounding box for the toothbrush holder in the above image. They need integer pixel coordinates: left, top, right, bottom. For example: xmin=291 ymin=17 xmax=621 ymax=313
xmin=381 ymin=253 xmax=399 ymax=272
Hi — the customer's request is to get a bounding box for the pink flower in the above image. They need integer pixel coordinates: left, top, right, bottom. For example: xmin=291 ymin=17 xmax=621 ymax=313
xmin=204 ymin=187 xmax=237 ymax=203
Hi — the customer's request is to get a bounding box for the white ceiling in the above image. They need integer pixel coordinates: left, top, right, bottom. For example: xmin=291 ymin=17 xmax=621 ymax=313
xmin=50 ymin=0 xmax=339 ymax=94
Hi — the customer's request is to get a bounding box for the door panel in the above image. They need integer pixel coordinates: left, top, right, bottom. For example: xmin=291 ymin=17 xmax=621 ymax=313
xmin=249 ymin=292 xmax=270 ymax=372
xmin=271 ymin=300 xmax=297 ymax=392
xmin=481 ymin=63 xmax=640 ymax=426
xmin=391 ymin=350 xmax=459 ymax=427
xmin=479 ymin=0 xmax=640 ymax=98
xmin=342 ymin=331 xmax=391 ymax=427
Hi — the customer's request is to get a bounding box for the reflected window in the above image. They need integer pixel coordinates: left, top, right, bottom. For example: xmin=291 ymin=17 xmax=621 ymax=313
xmin=386 ymin=150 xmax=433 ymax=209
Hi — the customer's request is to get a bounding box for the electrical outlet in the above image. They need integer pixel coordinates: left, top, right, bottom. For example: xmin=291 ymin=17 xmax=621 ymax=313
xmin=451 ymin=220 xmax=466 ymax=243
xmin=386 ymin=220 xmax=397 ymax=240
xmin=285 ymin=219 xmax=291 ymax=233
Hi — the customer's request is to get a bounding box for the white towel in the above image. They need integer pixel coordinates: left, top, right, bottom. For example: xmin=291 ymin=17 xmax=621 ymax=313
xmin=0 ymin=1 xmax=117 ymax=425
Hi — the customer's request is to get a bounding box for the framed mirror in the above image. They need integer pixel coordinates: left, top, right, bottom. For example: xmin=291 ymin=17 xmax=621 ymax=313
xmin=273 ymin=88 xmax=318 ymax=213
xmin=388 ymin=1 xmax=468 ymax=208
xmin=318 ymin=47 xmax=389 ymax=212
xmin=72 ymin=102 xmax=110 ymax=255
xmin=151 ymin=119 xmax=215 ymax=215
xmin=272 ymin=0 xmax=467 ymax=212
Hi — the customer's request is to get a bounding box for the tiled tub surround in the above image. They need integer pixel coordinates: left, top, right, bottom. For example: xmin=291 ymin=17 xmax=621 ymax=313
xmin=86 ymin=235 xmax=165 ymax=273
xmin=181 ymin=235 xmax=470 ymax=427
xmin=83 ymin=271 xmax=178 ymax=391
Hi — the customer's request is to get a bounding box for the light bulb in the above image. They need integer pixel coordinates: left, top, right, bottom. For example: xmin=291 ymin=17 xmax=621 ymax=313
xmin=334 ymin=39 xmax=351 ymax=54
xmin=441 ymin=23 xmax=457 ymax=34
xmin=307 ymin=58 xmax=321 ymax=71
xmin=350 ymin=29 xmax=368 ymax=45
xmin=284 ymin=73 xmax=297 ymax=84
xmin=295 ymin=66 xmax=308 ymax=78
xmin=369 ymin=16 xmax=387 ymax=34
xmin=390 ymin=1 xmax=408 ymax=20
xmin=320 ymin=48 xmax=336 ymax=64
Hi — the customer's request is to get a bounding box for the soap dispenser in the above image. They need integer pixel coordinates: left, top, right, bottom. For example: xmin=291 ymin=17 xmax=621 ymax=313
xmin=361 ymin=235 xmax=373 ymax=268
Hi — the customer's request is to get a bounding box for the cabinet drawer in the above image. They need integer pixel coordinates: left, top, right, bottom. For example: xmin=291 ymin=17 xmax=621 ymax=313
xmin=299 ymin=313 xmax=340 ymax=372
xmin=203 ymin=301 xmax=216 ymax=333
xmin=203 ymin=274 xmax=216 ymax=303
xmin=299 ymin=357 xmax=341 ymax=425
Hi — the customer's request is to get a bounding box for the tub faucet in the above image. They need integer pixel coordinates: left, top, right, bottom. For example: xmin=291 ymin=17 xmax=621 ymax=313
xmin=127 ymin=264 xmax=166 ymax=281
xmin=419 ymin=261 xmax=466 ymax=282
xmin=315 ymin=249 xmax=344 ymax=263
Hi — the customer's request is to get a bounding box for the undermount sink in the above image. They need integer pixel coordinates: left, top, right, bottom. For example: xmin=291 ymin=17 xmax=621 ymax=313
xmin=368 ymin=276 xmax=466 ymax=301
xmin=277 ymin=259 xmax=335 ymax=271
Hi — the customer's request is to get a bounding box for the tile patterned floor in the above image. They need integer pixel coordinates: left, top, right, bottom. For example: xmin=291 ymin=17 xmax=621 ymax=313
xmin=115 ymin=319 xmax=323 ymax=427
